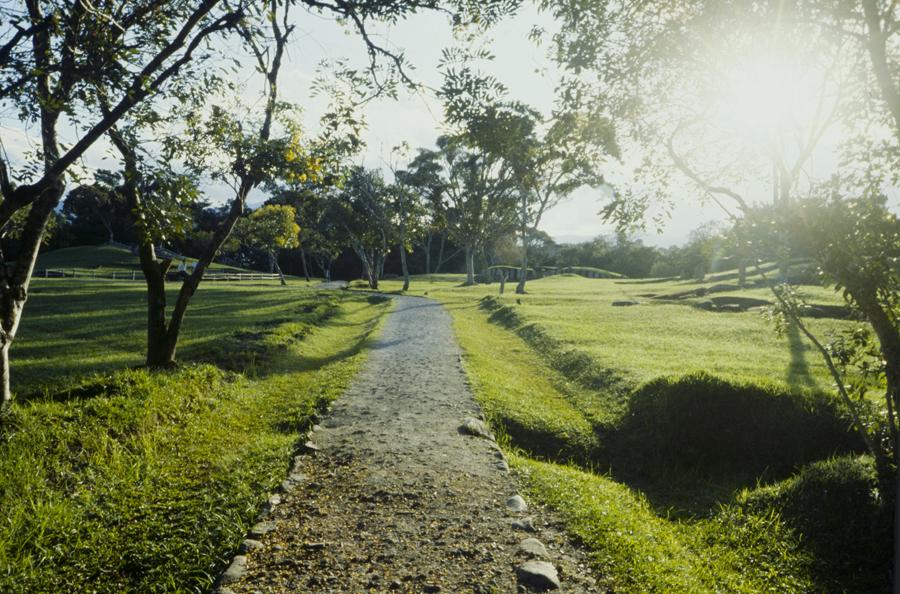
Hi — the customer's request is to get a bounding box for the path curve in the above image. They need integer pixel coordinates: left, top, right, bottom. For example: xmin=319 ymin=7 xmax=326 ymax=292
xmin=225 ymin=296 xmax=597 ymax=593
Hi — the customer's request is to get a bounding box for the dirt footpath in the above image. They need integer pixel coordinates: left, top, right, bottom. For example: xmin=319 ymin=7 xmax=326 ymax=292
xmin=222 ymin=296 xmax=598 ymax=593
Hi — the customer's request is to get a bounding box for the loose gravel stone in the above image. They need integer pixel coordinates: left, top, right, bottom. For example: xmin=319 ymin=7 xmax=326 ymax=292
xmin=507 ymin=494 xmax=528 ymax=512
xmin=518 ymin=538 xmax=549 ymax=558
xmin=219 ymin=556 xmax=247 ymax=585
xmin=459 ymin=416 xmax=494 ymax=440
xmin=516 ymin=561 xmax=560 ymax=591
xmin=512 ymin=518 xmax=537 ymax=533
xmin=240 ymin=539 xmax=263 ymax=553
xmin=248 ymin=521 xmax=276 ymax=539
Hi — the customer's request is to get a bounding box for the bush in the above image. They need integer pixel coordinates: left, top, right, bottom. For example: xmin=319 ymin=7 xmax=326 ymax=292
xmin=611 ymin=372 xmax=863 ymax=478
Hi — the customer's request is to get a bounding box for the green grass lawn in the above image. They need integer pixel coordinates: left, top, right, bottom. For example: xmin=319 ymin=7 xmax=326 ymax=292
xmin=1 ymin=277 xmax=388 ymax=593
xmin=361 ymin=272 xmax=889 ymax=593
xmin=372 ymin=273 xmax=854 ymax=392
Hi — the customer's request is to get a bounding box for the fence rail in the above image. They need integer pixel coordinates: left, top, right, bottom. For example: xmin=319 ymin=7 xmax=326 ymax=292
xmin=35 ymin=269 xmax=282 ymax=282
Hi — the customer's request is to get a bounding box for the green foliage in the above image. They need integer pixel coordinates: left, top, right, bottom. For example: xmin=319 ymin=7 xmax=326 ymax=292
xmin=238 ymin=204 xmax=301 ymax=252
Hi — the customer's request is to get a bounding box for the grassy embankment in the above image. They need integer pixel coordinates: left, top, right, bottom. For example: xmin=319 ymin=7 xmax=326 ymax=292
xmin=370 ymin=272 xmax=890 ymax=593
xmin=1 ymin=247 xmax=389 ymax=593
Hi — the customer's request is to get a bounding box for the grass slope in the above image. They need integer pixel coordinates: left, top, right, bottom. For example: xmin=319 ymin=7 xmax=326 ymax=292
xmin=1 ymin=281 xmax=389 ymax=592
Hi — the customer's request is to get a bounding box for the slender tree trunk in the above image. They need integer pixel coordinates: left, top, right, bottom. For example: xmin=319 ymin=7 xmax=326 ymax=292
xmin=142 ymin=256 xmax=175 ymax=367
xmin=273 ymin=251 xmax=287 ymax=286
xmin=424 ymin=232 xmax=432 ymax=275
xmin=499 ymin=273 xmax=506 ymax=295
xmin=435 ymin=231 xmax=447 ymax=274
xmin=464 ymin=244 xmax=475 ymax=285
xmin=300 ymin=247 xmax=310 ymax=281
xmin=400 ymin=244 xmax=410 ymax=291
xmin=267 ymin=250 xmax=276 ymax=273
xmin=516 ymin=218 xmax=529 ymax=294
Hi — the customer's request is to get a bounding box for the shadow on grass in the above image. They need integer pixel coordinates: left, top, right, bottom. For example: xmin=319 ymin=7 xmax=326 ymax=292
xmin=786 ymin=322 xmax=818 ymax=389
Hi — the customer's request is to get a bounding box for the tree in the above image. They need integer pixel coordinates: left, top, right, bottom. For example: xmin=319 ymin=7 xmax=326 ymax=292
xmin=237 ymin=204 xmax=300 ymax=285
xmin=387 ymin=177 xmax=427 ymax=292
xmin=0 ymin=0 xmax=249 ymax=405
xmin=334 ymin=167 xmax=396 ymax=290
xmin=512 ymin=102 xmax=617 ymax=292
xmin=104 ymin=0 xmax=337 ymax=366
xmin=61 ymin=171 xmax=132 ymax=245
xmin=397 ymin=149 xmax=449 ymax=275
xmin=428 ymin=134 xmax=519 ymax=285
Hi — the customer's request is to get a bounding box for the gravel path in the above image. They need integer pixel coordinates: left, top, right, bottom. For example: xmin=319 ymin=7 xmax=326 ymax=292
xmin=222 ymin=296 xmax=598 ymax=593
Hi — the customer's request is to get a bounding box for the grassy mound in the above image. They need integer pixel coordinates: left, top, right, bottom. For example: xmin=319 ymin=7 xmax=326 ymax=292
xmin=739 ymin=455 xmax=891 ymax=592
xmin=451 ymin=303 xmax=599 ymax=462
xmin=478 ymin=295 xmax=861 ymax=478
xmin=613 ymin=372 xmax=863 ymax=478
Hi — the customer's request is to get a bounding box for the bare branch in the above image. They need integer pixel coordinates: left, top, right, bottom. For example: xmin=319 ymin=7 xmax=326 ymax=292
xmin=666 ymin=122 xmax=746 ymax=216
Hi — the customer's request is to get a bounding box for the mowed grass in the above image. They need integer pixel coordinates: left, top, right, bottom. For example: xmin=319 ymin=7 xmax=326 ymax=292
xmin=365 ymin=273 xmax=888 ymax=592
xmin=1 ymin=277 xmax=389 ymax=592
xmin=378 ymin=273 xmax=853 ymax=391
xmin=15 ymin=277 xmax=322 ymax=392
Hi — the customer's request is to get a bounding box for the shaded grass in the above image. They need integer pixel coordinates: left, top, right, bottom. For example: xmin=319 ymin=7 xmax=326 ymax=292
xmin=0 ymin=282 xmax=389 ymax=593
xmin=512 ymin=454 xmax=815 ymax=594
xmin=15 ymin=278 xmax=326 ymax=394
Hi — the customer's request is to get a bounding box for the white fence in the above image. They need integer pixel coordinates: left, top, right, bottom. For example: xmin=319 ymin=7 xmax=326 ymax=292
xmin=35 ymin=269 xmax=282 ymax=281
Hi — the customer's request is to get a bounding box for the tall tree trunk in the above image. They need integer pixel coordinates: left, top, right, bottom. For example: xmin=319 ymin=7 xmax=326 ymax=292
xmin=435 ymin=231 xmax=447 ymax=274
xmin=300 ymin=247 xmax=310 ymax=281
xmin=862 ymin=0 xmax=900 ymax=139
xmin=400 ymin=244 xmax=410 ymax=292
xmin=267 ymin=250 xmax=276 ymax=273
xmin=424 ymin=232 xmax=432 ymax=275
xmin=464 ymin=244 xmax=475 ymax=285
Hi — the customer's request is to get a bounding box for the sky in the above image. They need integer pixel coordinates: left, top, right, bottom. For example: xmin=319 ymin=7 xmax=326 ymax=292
xmin=2 ymin=3 xmax=885 ymax=248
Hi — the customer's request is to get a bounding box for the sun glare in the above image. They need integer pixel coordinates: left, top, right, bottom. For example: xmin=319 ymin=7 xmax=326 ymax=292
xmin=705 ymin=43 xmax=836 ymax=150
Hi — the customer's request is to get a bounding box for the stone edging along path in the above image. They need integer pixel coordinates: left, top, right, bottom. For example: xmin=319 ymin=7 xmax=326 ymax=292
xmin=213 ymin=296 xmax=598 ymax=593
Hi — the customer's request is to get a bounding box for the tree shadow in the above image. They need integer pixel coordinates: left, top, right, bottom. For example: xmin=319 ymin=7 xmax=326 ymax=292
xmin=785 ymin=322 xmax=817 ymax=390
